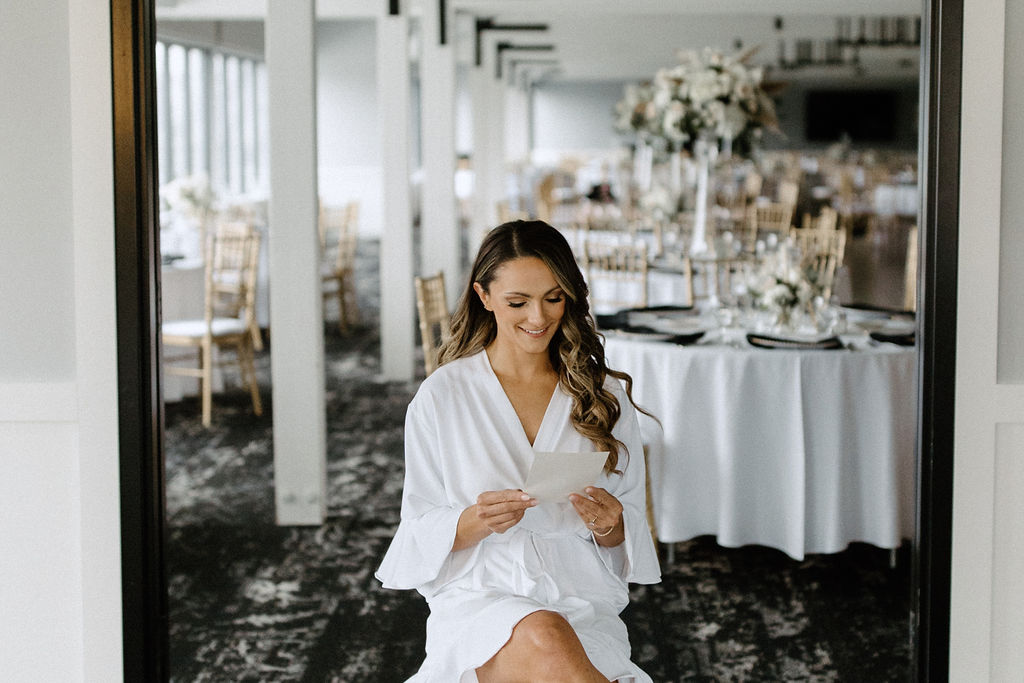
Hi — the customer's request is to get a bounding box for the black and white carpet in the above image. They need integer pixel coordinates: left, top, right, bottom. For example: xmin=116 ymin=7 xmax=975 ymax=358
xmin=165 ymin=239 xmax=912 ymax=682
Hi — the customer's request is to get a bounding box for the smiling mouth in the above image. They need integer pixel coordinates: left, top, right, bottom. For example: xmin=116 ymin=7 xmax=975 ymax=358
xmin=518 ymin=326 xmax=549 ymax=337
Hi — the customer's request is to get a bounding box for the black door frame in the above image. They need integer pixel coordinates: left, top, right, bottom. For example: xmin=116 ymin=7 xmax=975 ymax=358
xmin=111 ymin=0 xmax=962 ymax=680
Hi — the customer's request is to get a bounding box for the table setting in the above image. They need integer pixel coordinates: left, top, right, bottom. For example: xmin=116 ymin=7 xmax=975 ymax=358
xmin=598 ymin=291 xmax=917 ymax=561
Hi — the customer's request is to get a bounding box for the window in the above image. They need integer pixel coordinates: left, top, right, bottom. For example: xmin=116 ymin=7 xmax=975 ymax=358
xmin=156 ymin=39 xmax=268 ymax=200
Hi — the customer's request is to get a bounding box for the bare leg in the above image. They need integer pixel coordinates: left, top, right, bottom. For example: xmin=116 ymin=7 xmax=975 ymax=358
xmin=475 ymin=610 xmax=611 ymax=683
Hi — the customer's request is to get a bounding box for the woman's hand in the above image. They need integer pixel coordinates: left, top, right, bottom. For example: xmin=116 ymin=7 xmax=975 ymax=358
xmin=452 ymin=489 xmax=536 ymax=551
xmin=569 ymin=487 xmax=625 ymax=546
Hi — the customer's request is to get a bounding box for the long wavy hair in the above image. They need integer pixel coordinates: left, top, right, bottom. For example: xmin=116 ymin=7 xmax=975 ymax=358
xmin=437 ymin=220 xmax=648 ymax=474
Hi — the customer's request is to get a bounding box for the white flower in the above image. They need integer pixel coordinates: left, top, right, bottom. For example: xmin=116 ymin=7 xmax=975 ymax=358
xmin=614 ymin=47 xmax=778 ymax=153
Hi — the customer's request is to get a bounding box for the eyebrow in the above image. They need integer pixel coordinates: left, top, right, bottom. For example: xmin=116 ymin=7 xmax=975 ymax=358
xmin=502 ymin=287 xmax=564 ymax=298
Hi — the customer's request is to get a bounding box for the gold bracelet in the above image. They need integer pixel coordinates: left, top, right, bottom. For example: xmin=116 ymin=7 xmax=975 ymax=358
xmin=593 ymin=523 xmax=616 ymax=537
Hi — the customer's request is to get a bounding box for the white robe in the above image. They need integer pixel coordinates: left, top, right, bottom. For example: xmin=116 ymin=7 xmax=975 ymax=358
xmin=376 ymin=350 xmax=661 ymax=682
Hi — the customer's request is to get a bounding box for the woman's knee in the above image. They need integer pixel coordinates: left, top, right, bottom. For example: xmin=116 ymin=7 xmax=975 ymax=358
xmin=512 ymin=610 xmax=581 ymax=654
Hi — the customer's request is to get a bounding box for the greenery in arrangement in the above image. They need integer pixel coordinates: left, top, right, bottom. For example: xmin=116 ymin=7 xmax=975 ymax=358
xmin=160 ymin=173 xmax=214 ymax=219
xmin=615 ymin=47 xmax=780 ymax=156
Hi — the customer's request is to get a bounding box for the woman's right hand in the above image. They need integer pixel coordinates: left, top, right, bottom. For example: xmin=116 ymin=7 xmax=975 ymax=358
xmin=452 ymin=489 xmax=536 ymax=551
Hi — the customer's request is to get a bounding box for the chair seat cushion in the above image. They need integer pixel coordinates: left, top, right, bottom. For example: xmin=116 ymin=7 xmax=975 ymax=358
xmin=162 ymin=317 xmax=247 ymax=338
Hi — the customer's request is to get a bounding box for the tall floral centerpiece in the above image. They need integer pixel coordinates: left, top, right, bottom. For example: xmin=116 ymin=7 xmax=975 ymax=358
xmin=159 ymin=173 xmax=214 ymax=260
xmin=615 ymin=48 xmax=778 ymax=254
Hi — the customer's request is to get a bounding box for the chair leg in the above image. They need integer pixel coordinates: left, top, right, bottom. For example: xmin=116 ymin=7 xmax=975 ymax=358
xmin=239 ymin=341 xmax=262 ymax=416
xmin=201 ymin=341 xmax=213 ymax=428
xmin=250 ymin=325 xmax=264 ymax=352
xmin=336 ymin=286 xmax=347 ymax=334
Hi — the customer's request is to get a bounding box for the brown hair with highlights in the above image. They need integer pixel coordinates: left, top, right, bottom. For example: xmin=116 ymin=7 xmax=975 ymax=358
xmin=437 ymin=220 xmax=650 ymax=474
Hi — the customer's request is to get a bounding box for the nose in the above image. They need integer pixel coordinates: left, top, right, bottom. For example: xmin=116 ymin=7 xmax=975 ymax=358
xmin=527 ymin=301 xmax=546 ymax=325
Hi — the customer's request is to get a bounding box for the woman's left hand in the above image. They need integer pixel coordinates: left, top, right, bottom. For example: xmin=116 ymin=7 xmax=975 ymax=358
xmin=569 ymin=486 xmax=623 ymax=536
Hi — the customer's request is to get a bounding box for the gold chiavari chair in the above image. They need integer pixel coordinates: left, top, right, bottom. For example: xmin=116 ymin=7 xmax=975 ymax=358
xmin=581 ymin=241 xmax=650 ymax=312
xmin=746 ymin=202 xmax=795 ymax=250
xmin=319 ymin=200 xmax=360 ymax=333
xmin=414 ymin=271 xmax=451 ymax=376
xmin=904 ymin=225 xmax=918 ymax=312
xmin=162 ymin=223 xmax=263 ymax=427
xmin=788 ymin=221 xmax=847 ymax=300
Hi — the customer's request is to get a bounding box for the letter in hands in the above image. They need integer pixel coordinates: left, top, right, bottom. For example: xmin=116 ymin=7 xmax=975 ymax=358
xmin=453 ymin=489 xmax=536 ymax=552
xmin=568 ymin=486 xmax=623 ymax=535
xmin=476 ymin=489 xmax=537 ymax=534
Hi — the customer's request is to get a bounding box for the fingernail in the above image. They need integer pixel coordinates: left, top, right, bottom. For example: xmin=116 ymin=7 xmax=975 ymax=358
xmin=521 ymin=494 xmax=531 ymax=501
xmin=585 ymin=487 xmax=594 ymax=493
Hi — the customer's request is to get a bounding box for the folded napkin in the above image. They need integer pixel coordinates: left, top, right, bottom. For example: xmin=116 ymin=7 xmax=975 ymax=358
xmin=595 ymin=311 xmax=630 ymax=330
xmin=666 ymin=330 xmax=706 ymax=346
xmin=869 ymin=330 xmax=916 ymax=346
xmin=604 ymin=325 xmax=705 ymax=346
xmin=626 ymin=304 xmax=694 ymax=313
xmin=842 ymin=302 xmax=915 ymax=317
xmin=746 ymin=333 xmax=844 ymax=350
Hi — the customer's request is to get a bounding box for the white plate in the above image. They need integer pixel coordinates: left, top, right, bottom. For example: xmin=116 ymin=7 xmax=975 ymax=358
xmin=651 ymin=317 xmax=708 ymax=335
xmin=855 ymin=319 xmax=916 ymax=335
xmin=609 ymin=329 xmax=676 ymax=342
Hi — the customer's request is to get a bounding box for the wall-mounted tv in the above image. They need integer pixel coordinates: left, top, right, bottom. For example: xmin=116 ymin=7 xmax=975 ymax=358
xmin=805 ymin=90 xmax=898 ymax=143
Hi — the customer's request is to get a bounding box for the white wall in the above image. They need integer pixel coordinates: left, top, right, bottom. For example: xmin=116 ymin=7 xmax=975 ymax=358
xmin=531 ymin=80 xmax=627 ymax=156
xmin=0 ymin=3 xmax=76 ymax=381
xmin=0 ymin=1 xmax=122 ymax=681
xmin=0 ymin=1 xmax=1020 ymax=680
xmin=950 ymin=0 xmax=1024 ymax=679
xmin=316 ymin=19 xmax=384 ymax=237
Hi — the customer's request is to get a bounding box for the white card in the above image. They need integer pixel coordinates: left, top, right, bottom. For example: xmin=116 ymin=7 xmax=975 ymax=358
xmin=523 ymin=451 xmax=609 ymax=504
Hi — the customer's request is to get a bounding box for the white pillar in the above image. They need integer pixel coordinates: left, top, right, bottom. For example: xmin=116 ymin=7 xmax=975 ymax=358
xmin=377 ymin=11 xmax=417 ymax=380
xmin=265 ymin=0 xmax=327 ymax=526
xmin=505 ymin=81 xmax=531 ymax=167
xmin=469 ymin=37 xmax=505 ymax=255
xmin=420 ymin=0 xmax=461 ymax=302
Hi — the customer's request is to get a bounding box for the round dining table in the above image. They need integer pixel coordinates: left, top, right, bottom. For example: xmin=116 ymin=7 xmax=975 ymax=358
xmin=603 ymin=329 xmax=917 ymax=560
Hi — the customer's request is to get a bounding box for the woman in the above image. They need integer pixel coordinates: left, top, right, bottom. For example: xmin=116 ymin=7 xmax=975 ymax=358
xmin=376 ymin=220 xmax=660 ymax=682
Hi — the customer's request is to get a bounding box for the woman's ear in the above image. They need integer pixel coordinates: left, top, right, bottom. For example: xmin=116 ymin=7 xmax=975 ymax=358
xmin=472 ymin=282 xmax=491 ymax=311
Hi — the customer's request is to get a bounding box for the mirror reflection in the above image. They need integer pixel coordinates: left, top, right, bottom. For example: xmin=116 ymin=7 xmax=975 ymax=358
xmin=157 ymin=3 xmax=920 ymax=680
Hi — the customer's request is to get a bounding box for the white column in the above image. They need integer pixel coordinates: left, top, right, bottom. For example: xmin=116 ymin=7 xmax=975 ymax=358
xmin=486 ymin=51 xmax=508 ymax=226
xmin=265 ymin=0 xmax=327 ymax=526
xmin=505 ymin=81 xmax=531 ymax=167
xmin=377 ymin=11 xmax=417 ymax=380
xmin=420 ymin=0 xmax=461 ymax=302
xmin=469 ymin=37 xmax=505 ymax=255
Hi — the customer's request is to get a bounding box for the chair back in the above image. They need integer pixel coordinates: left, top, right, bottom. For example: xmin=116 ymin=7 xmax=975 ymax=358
xmin=748 ymin=202 xmax=795 ymax=247
xmin=582 ymin=241 xmax=650 ymax=313
xmin=743 ymin=171 xmax=763 ymax=202
xmin=777 ymin=179 xmax=800 ymax=208
xmin=904 ymin=225 xmax=918 ymax=311
xmin=414 ymin=272 xmax=451 ymax=376
xmin=801 ymin=206 xmax=839 ymax=232
xmin=205 ymin=221 xmax=260 ymax=328
xmin=319 ymin=201 xmax=359 ymax=275
xmin=788 ymin=224 xmax=846 ymax=299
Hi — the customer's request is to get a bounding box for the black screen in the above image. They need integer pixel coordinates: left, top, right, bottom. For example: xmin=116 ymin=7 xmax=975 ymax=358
xmin=805 ymin=90 xmax=898 ymax=143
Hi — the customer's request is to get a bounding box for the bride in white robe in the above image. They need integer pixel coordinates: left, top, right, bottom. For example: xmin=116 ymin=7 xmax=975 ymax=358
xmin=376 ymin=220 xmax=661 ymax=682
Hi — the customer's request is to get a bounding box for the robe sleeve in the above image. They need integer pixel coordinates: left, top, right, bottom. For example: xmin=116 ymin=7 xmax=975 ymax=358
xmin=592 ymin=381 xmax=662 ymax=585
xmin=375 ymin=385 xmax=465 ymax=590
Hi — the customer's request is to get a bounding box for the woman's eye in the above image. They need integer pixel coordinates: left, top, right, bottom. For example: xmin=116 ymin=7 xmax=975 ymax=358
xmin=507 ymin=302 xmax=526 ymax=308
xmin=546 ymin=297 xmax=564 ymax=304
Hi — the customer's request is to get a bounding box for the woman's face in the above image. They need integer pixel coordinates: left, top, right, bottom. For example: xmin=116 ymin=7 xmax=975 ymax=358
xmin=473 ymin=256 xmax=566 ymax=357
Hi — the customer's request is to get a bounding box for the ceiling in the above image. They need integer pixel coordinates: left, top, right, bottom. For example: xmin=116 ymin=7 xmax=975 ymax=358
xmin=156 ymin=0 xmax=923 ymax=85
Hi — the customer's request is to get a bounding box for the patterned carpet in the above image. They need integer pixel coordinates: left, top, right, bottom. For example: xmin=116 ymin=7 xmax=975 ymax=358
xmin=165 ymin=239 xmax=912 ymax=682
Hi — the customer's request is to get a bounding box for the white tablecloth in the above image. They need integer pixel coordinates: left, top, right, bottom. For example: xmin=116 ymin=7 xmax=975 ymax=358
xmin=604 ymin=335 xmax=917 ymax=559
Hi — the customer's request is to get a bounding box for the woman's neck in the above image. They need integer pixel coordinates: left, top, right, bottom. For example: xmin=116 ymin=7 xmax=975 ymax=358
xmin=484 ymin=341 xmax=555 ymax=382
